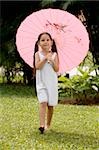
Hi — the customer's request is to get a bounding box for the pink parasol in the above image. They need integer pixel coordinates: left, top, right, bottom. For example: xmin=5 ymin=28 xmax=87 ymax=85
xmin=16 ymin=8 xmax=89 ymax=74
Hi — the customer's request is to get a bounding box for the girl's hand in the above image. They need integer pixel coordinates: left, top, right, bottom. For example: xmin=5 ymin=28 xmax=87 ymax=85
xmin=48 ymin=52 xmax=59 ymax=72
xmin=46 ymin=52 xmax=53 ymax=62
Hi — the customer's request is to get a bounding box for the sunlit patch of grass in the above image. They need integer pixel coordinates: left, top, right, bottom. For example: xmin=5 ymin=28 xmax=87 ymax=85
xmin=0 ymin=84 xmax=99 ymax=150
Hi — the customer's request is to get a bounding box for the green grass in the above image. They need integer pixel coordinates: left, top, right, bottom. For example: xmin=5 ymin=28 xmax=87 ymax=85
xmin=0 ymin=84 xmax=99 ymax=150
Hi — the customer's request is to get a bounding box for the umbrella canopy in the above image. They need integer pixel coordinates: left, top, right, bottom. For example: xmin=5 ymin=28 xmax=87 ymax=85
xmin=16 ymin=8 xmax=89 ymax=74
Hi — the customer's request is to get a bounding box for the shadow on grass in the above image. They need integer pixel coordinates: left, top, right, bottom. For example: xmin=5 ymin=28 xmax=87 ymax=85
xmin=31 ymin=129 xmax=99 ymax=149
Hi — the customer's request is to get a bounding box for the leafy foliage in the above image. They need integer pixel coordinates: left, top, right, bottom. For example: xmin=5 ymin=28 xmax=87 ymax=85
xmin=58 ymin=65 xmax=99 ymax=100
xmin=1 ymin=1 xmax=99 ymax=85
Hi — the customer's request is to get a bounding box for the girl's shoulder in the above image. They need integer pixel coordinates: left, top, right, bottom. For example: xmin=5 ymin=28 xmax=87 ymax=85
xmin=35 ymin=51 xmax=43 ymax=59
xmin=52 ymin=52 xmax=57 ymax=60
xmin=53 ymin=52 xmax=57 ymax=55
xmin=35 ymin=51 xmax=39 ymax=55
xmin=52 ymin=52 xmax=57 ymax=56
xmin=35 ymin=51 xmax=40 ymax=56
xmin=35 ymin=51 xmax=40 ymax=59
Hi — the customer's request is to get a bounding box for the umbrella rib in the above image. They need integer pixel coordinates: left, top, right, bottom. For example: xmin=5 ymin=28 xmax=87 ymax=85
xmin=16 ymin=8 xmax=89 ymax=72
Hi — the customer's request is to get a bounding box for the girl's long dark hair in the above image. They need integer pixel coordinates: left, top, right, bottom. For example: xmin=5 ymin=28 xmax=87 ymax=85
xmin=33 ymin=32 xmax=58 ymax=95
xmin=33 ymin=32 xmax=58 ymax=68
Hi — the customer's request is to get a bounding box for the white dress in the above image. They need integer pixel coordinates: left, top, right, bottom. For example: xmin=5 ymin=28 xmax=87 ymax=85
xmin=36 ymin=51 xmax=58 ymax=106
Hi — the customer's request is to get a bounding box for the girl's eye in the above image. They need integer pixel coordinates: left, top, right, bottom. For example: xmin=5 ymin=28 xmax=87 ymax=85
xmin=41 ymin=39 xmax=50 ymax=42
xmin=40 ymin=39 xmax=45 ymax=42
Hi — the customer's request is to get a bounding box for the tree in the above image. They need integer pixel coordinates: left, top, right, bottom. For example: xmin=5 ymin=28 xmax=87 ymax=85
xmin=41 ymin=0 xmax=99 ymax=66
xmin=1 ymin=1 xmax=40 ymax=84
xmin=67 ymin=1 xmax=99 ymax=66
xmin=1 ymin=1 xmax=99 ymax=84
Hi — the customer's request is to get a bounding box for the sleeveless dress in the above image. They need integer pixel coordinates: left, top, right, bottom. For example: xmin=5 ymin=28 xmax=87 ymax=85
xmin=36 ymin=51 xmax=58 ymax=106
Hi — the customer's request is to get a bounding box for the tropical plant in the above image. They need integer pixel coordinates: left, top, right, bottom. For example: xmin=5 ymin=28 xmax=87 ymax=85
xmin=58 ymin=65 xmax=99 ymax=101
xmin=1 ymin=1 xmax=99 ymax=85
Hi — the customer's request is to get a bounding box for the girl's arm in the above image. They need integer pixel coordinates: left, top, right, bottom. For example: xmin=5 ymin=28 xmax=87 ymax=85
xmin=52 ymin=53 xmax=59 ymax=72
xmin=48 ymin=53 xmax=59 ymax=72
xmin=35 ymin=52 xmax=47 ymax=70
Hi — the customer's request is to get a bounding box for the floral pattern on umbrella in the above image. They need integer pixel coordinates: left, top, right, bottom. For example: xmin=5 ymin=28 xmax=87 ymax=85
xmin=16 ymin=8 xmax=89 ymax=74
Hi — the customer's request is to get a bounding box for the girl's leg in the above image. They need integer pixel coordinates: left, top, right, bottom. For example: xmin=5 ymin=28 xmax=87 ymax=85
xmin=46 ymin=106 xmax=53 ymax=128
xmin=39 ymin=102 xmax=47 ymax=127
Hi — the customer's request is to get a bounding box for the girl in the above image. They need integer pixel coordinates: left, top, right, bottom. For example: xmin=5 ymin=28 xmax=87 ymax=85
xmin=34 ymin=32 xmax=59 ymax=134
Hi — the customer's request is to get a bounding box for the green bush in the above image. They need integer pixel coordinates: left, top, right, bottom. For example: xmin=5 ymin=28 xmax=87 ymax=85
xmin=58 ymin=65 xmax=99 ymax=102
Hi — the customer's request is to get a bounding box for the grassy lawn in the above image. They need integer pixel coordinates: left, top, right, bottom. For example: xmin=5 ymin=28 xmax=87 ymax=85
xmin=0 ymin=84 xmax=99 ymax=150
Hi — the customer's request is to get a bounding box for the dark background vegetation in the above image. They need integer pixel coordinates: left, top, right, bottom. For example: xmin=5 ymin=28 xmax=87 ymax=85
xmin=0 ymin=1 xmax=99 ymax=101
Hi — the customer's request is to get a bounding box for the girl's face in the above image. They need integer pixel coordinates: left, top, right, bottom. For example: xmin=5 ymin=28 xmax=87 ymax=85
xmin=38 ymin=34 xmax=53 ymax=51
